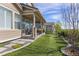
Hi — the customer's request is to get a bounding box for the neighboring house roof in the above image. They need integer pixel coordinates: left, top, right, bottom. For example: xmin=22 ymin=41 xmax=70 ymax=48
xmin=45 ymin=22 xmax=54 ymax=25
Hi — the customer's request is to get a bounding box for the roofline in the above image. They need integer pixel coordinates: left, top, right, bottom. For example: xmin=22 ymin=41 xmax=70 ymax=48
xmin=37 ymin=10 xmax=46 ymax=23
xmin=20 ymin=3 xmax=38 ymax=10
xmin=12 ymin=3 xmax=46 ymax=23
xmin=12 ymin=3 xmax=23 ymax=11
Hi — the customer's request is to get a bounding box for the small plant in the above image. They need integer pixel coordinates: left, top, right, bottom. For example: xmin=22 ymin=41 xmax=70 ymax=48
xmin=12 ymin=44 xmax=22 ymax=49
xmin=0 ymin=43 xmax=4 ymax=47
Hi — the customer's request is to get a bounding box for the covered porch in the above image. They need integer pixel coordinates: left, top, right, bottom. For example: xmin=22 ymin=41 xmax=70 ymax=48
xmin=21 ymin=8 xmax=46 ymax=39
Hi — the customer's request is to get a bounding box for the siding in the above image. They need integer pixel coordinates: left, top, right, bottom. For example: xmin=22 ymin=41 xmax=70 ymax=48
xmin=0 ymin=3 xmax=20 ymax=13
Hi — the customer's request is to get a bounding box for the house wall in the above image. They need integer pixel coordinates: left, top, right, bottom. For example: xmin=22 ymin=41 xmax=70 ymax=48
xmin=0 ymin=3 xmax=20 ymax=13
xmin=0 ymin=3 xmax=21 ymax=43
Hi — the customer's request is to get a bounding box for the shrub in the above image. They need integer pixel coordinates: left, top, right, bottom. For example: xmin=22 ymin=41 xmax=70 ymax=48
xmin=54 ymin=23 xmax=62 ymax=35
xmin=12 ymin=44 xmax=22 ymax=49
xmin=45 ymin=30 xmax=53 ymax=34
xmin=58 ymin=29 xmax=79 ymax=45
xmin=58 ymin=29 xmax=68 ymax=37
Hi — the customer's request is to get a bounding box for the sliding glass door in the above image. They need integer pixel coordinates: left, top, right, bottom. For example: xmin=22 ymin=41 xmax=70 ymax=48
xmin=15 ymin=13 xmax=22 ymax=29
xmin=0 ymin=7 xmax=5 ymax=29
xmin=0 ymin=6 xmax=12 ymax=29
xmin=6 ymin=9 xmax=12 ymax=29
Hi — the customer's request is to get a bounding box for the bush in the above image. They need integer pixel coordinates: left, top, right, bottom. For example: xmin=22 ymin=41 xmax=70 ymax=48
xmin=58 ymin=29 xmax=79 ymax=39
xmin=12 ymin=44 xmax=22 ymax=49
xmin=54 ymin=23 xmax=62 ymax=35
xmin=58 ymin=29 xmax=68 ymax=37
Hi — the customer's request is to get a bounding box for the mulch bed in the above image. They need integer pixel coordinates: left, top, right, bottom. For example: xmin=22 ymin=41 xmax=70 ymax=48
xmin=62 ymin=46 xmax=79 ymax=56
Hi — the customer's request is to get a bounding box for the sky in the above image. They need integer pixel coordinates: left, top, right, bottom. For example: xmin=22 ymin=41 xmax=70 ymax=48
xmin=34 ymin=3 xmax=68 ymax=23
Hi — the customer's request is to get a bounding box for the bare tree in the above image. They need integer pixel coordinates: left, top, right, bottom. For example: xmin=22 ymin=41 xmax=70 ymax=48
xmin=62 ymin=3 xmax=79 ymax=47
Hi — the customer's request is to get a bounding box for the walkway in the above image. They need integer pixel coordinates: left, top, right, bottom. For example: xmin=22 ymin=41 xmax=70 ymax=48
xmin=0 ymin=37 xmax=34 ymax=55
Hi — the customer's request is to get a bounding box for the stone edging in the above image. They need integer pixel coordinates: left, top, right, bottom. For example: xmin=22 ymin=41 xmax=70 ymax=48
xmin=61 ymin=37 xmax=72 ymax=56
xmin=61 ymin=47 xmax=69 ymax=56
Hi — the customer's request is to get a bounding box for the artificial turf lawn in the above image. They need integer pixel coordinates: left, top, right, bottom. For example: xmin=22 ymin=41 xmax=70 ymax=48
xmin=5 ymin=34 xmax=67 ymax=56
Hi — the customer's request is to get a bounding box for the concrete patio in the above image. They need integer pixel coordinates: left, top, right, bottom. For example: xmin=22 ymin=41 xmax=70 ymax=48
xmin=0 ymin=33 xmax=45 ymax=56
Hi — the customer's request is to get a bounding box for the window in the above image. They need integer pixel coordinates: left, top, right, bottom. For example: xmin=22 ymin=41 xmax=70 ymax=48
xmin=15 ymin=14 xmax=22 ymax=29
xmin=0 ymin=7 xmax=5 ymax=29
xmin=0 ymin=6 xmax=12 ymax=29
xmin=6 ymin=9 xmax=12 ymax=29
xmin=36 ymin=23 xmax=41 ymax=29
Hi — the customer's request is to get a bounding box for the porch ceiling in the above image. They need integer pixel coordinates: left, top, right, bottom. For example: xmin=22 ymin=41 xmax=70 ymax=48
xmin=34 ymin=11 xmax=46 ymax=23
xmin=23 ymin=15 xmax=42 ymax=23
xmin=22 ymin=11 xmax=46 ymax=23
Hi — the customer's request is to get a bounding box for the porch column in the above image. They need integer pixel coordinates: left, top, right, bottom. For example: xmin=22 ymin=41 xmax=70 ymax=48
xmin=40 ymin=20 xmax=44 ymax=33
xmin=43 ymin=22 xmax=46 ymax=33
xmin=32 ymin=14 xmax=37 ymax=38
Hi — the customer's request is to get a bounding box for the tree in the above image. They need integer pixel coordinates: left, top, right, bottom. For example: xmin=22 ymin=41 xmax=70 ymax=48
xmin=62 ymin=3 xmax=79 ymax=47
xmin=54 ymin=23 xmax=62 ymax=35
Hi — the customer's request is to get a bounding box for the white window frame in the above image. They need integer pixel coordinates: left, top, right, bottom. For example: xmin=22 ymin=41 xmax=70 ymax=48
xmin=4 ymin=10 xmax=6 ymax=29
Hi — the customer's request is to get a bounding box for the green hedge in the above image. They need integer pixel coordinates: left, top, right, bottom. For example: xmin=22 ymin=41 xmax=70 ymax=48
xmin=57 ymin=29 xmax=68 ymax=37
xmin=58 ymin=29 xmax=79 ymax=39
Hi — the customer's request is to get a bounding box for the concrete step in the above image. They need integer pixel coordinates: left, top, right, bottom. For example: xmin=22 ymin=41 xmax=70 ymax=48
xmin=11 ymin=40 xmax=25 ymax=44
xmin=11 ymin=39 xmax=33 ymax=44
xmin=18 ymin=39 xmax=34 ymax=42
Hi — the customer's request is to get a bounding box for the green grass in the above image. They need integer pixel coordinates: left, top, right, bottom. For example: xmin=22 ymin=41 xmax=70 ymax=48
xmin=4 ymin=34 xmax=67 ymax=56
xmin=0 ymin=43 xmax=4 ymax=47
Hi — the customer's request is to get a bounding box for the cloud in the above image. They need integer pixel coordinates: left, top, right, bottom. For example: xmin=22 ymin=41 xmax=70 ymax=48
xmin=35 ymin=3 xmax=63 ymax=13
xmin=51 ymin=14 xmax=61 ymax=19
xmin=34 ymin=3 xmax=68 ymax=22
xmin=44 ymin=10 xmax=61 ymax=16
xmin=45 ymin=14 xmax=62 ymax=22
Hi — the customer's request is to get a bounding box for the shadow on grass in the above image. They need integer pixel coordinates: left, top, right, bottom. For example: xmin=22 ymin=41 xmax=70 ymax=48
xmin=25 ymin=46 xmax=56 ymax=55
xmin=56 ymin=41 xmax=67 ymax=44
xmin=57 ymin=46 xmax=66 ymax=56
xmin=25 ymin=44 xmax=66 ymax=56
